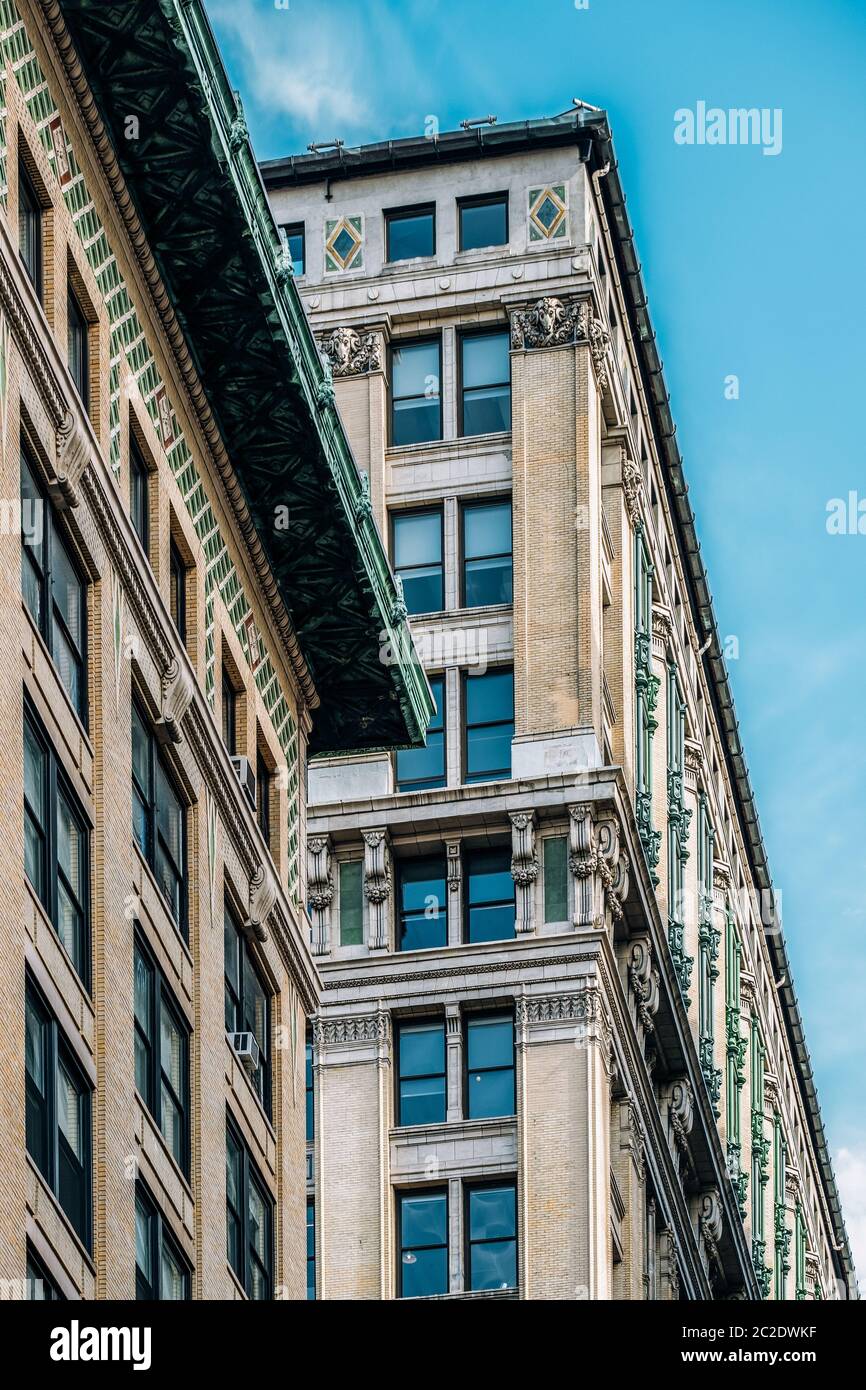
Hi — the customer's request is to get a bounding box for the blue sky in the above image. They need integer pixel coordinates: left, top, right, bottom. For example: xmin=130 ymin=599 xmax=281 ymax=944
xmin=206 ymin=0 xmax=866 ymax=1278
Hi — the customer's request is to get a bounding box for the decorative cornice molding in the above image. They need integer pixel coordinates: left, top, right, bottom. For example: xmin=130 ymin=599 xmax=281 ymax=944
xmin=314 ymin=1011 xmax=390 ymax=1047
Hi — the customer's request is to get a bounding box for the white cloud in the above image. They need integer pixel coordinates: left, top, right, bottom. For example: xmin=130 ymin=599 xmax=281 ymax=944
xmin=835 ymin=1146 xmax=866 ymax=1295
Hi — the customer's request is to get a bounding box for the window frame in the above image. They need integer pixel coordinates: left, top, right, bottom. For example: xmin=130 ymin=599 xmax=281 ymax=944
xmin=135 ymin=1179 xmax=192 ymax=1300
xmin=67 ymin=284 xmax=89 ymax=409
xmin=18 ymin=158 xmax=43 ymax=300
xmin=463 ymin=845 xmax=516 ymax=945
xmin=391 ymin=505 xmax=444 ymax=616
xmin=397 ymin=1187 xmax=448 ymax=1299
xmin=131 ymin=696 xmax=188 ymax=937
xmin=169 ymin=540 xmax=187 ymax=646
xmin=306 ymin=1197 xmax=316 ymax=1300
xmin=385 ymin=202 xmax=436 ymax=263
xmin=464 ymin=1012 xmax=516 ymax=1120
xmin=224 ymin=905 xmax=272 ymax=1118
xmin=337 ymin=857 xmax=364 ymax=948
xmin=24 ymin=698 xmax=91 ymax=988
xmin=396 ymin=1017 xmax=447 ymax=1128
xmin=389 ymin=337 xmax=443 ymax=447
xmin=256 ymin=746 xmax=271 ymax=847
xmin=397 ymin=853 xmax=448 ymax=953
xmin=462 ymin=666 xmax=514 ymax=785
xmin=457 ymin=192 xmax=509 ymax=252
xmin=464 ymin=1179 xmax=518 ymax=1293
xmin=226 ymin=1117 xmax=274 ymax=1300
xmin=129 ymin=434 xmax=150 ymax=559
xmin=221 ymin=665 xmax=237 ymax=756
xmin=26 ymin=1243 xmax=65 ymax=1301
xmin=133 ymin=932 xmax=191 ymax=1177
xmin=460 ymin=496 xmax=513 ymax=609
xmin=21 ymin=450 xmax=88 ymax=725
xmin=395 ymin=673 xmax=446 ymax=792
xmin=457 ymin=326 xmax=512 ymax=439
xmin=280 ymin=221 xmax=305 ymax=277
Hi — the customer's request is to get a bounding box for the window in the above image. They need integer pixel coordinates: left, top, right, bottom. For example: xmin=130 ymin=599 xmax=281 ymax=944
xmin=397 ymin=1020 xmax=446 ymax=1126
xmin=280 ymin=222 xmax=305 ymax=277
xmin=466 ymin=1014 xmax=515 ymax=1119
xmin=27 ymin=1244 xmax=64 ymax=1300
xmin=458 ymin=193 xmax=508 ymax=252
xmin=338 ymin=859 xmax=364 ymax=947
xmin=226 ymin=1121 xmax=274 ymax=1300
xmin=398 ymin=855 xmax=447 ymax=952
xmin=18 ymin=160 xmax=42 ymax=298
xmin=396 ymin=675 xmax=445 ymax=791
xmin=134 ymin=936 xmax=190 ymax=1175
xmin=459 ymin=330 xmax=511 ymax=437
xmin=306 ymin=1199 xmax=316 ymax=1300
xmin=221 ymin=667 xmax=237 ymax=755
xmin=26 ymin=977 xmax=92 ymax=1248
xmin=224 ymin=907 xmax=271 ymax=1115
xmin=398 ymin=1190 xmax=448 ymax=1298
xmin=390 ymin=339 xmax=441 ymax=446
xmin=464 ymin=668 xmax=513 ymax=783
xmin=169 ymin=541 xmax=187 ymax=645
xmin=67 ymin=287 xmax=89 ymax=407
xmin=386 ymin=204 xmax=435 ymax=262
xmin=392 ymin=508 xmax=443 ymax=614
xmin=305 ymin=1036 xmax=314 ymax=1143
xmin=466 ymin=1183 xmax=517 ymax=1291
xmin=130 ymin=437 xmax=150 ymax=557
xmin=24 ymin=704 xmax=90 ymax=984
xmin=462 ymin=499 xmax=512 ymax=607
xmin=131 ymin=699 xmax=187 ymax=933
xmin=465 ymin=848 xmax=515 ymax=943
xmin=135 ymin=1182 xmax=191 ymax=1300
xmin=256 ymin=748 xmax=271 ymax=846
xmin=21 ymin=453 xmax=87 ymax=720
xmin=543 ymin=835 xmax=568 ymax=923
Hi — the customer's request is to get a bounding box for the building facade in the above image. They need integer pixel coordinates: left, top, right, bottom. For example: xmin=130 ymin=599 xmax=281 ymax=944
xmin=0 ymin=0 xmax=427 ymax=1301
xmin=264 ymin=112 xmax=857 ymax=1300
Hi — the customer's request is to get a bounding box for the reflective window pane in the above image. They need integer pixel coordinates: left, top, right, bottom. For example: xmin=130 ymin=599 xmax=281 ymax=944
xmin=400 ymin=1191 xmax=448 ymax=1299
xmin=461 ymin=331 xmax=511 ymax=437
xmin=391 ymin=341 xmax=441 ymax=446
xmin=399 ymin=1022 xmax=446 ymax=1126
xmin=468 ymin=1184 xmax=517 ymax=1291
xmin=463 ymin=501 xmax=512 ymax=607
xmin=339 ymin=859 xmax=364 ymax=946
xmin=396 ymin=677 xmax=445 ymax=790
xmin=543 ymin=835 xmax=568 ymax=922
xmin=387 ymin=208 xmax=434 ymax=262
xmin=399 ymin=856 xmax=447 ymax=951
xmin=465 ymin=669 xmax=514 ymax=783
xmin=459 ymin=196 xmax=508 ymax=251
xmin=466 ymin=849 xmax=515 ymax=943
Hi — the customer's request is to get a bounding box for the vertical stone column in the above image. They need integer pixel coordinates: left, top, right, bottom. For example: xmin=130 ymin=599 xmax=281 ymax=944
xmin=448 ymin=1175 xmax=463 ymax=1294
xmin=444 ymin=666 xmax=461 ymax=787
xmin=601 ymin=443 xmax=641 ymax=788
xmin=445 ymin=1004 xmax=463 ymax=1123
xmin=613 ymin=1097 xmax=646 ymax=1299
xmin=319 ymin=326 xmax=388 ymax=533
xmin=445 ymin=839 xmax=462 ymax=947
xmin=509 ymin=810 xmax=538 ymax=935
xmin=650 ymin=609 xmax=670 ymax=907
xmin=362 ymin=828 xmax=391 ymax=953
xmin=568 ymin=803 xmax=629 ymax=934
xmin=682 ymin=740 xmax=703 ymax=1030
xmin=443 ymin=496 xmax=459 ymax=611
xmin=307 ymin=834 xmax=333 ymax=958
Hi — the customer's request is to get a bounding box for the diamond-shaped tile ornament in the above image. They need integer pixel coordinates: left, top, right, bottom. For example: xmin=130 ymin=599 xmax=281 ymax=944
xmin=528 ymin=184 xmax=568 ymax=241
xmin=325 ymin=215 xmax=364 ymax=272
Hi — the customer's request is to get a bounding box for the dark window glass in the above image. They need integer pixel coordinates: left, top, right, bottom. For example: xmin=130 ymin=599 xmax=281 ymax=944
xmin=24 ymin=705 xmax=89 ymax=984
xmin=397 ymin=1021 xmax=446 ymax=1126
xmin=221 ymin=668 xmax=236 ymax=755
xmin=396 ymin=676 xmax=445 ymax=791
xmin=465 ymin=848 xmax=515 ymax=943
xmin=460 ymin=330 xmax=511 ymax=436
xmin=130 ymin=438 xmax=149 ymax=557
xmin=543 ymin=835 xmax=568 ymax=923
xmin=131 ymin=699 xmax=187 ymax=934
xmin=467 ymin=1183 xmax=517 ymax=1291
xmin=393 ymin=509 xmax=443 ymax=614
xmin=27 ymin=1244 xmax=64 ymax=1300
xmin=135 ymin=1182 xmax=191 ymax=1300
xmin=256 ymin=749 xmax=271 ymax=846
xmin=226 ymin=1121 xmax=273 ymax=1300
xmin=462 ymin=500 xmax=512 ymax=607
xmin=386 ymin=205 xmax=435 ymax=262
xmin=307 ymin=1199 xmax=316 ymax=1300
xmin=391 ymin=340 xmax=441 ymax=446
xmin=25 ymin=977 xmax=92 ymax=1249
xmin=224 ymin=907 xmax=271 ymax=1116
xmin=169 ymin=542 xmax=186 ymax=644
xmin=459 ymin=194 xmax=508 ymax=252
xmin=67 ymin=288 xmax=89 ymax=407
xmin=21 ymin=454 xmax=87 ymax=719
xmin=464 ymin=668 xmax=513 ymax=783
xmin=281 ymin=222 xmax=305 ymax=276
xmin=399 ymin=1190 xmax=448 ymax=1298
xmin=338 ymin=859 xmax=364 ymax=947
xmin=398 ymin=855 xmax=447 ymax=952
xmin=305 ymin=1037 xmax=314 ymax=1143
xmin=18 ymin=161 xmax=42 ymax=298
xmin=466 ymin=1015 xmax=515 ymax=1119
xmin=134 ymin=937 xmax=190 ymax=1175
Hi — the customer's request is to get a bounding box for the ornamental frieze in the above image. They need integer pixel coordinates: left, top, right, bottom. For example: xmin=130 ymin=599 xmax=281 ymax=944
xmin=314 ymin=1012 xmax=390 ymax=1047
xmin=319 ymin=325 xmax=383 ymax=376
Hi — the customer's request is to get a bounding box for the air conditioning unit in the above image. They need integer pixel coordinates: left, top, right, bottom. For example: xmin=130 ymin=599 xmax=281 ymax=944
xmin=229 ymin=1031 xmax=260 ymax=1075
xmin=230 ymin=755 xmax=257 ymax=812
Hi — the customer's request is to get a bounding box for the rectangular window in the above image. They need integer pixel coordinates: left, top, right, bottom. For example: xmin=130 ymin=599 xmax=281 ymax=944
xmin=135 ymin=1182 xmax=191 ymax=1300
xmin=281 ymin=222 xmax=305 ymax=277
xmin=224 ymin=907 xmax=271 ymax=1116
xmin=221 ymin=667 xmax=237 ymax=755
xmin=25 ymin=977 xmax=92 ymax=1249
xmin=543 ymin=835 xmax=568 ymax=923
xmin=169 ymin=541 xmax=187 ymax=645
xmin=462 ymin=499 xmax=512 ymax=607
xmin=131 ymin=699 xmax=187 ymax=934
xmin=465 ymin=848 xmax=515 ymax=944
xmin=338 ymin=859 xmax=364 ymax=947
xmin=398 ymin=1190 xmax=448 ymax=1298
xmin=392 ymin=508 xmax=443 ymax=614
xmin=386 ymin=204 xmax=435 ymax=262
xmin=466 ymin=1014 xmax=515 ymax=1119
xmin=67 ymin=287 xmax=89 ymax=408
xmin=396 ymin=675 xmax=445 ymax=791
xmin=134 ymin=936 xmax=190 ymax=1175
xmin=306 ymin=1199 xmax=316 ymax=1300
xmin=464 ymin=668 xmax=513 ymax=783
xmin=24 ymin=704 xmax=90 ymax=985
xmin=130 ymin=437 xmax=150 ymax=558
xmin=397 ymin=1020 xmax=446 ymax=1126
xmin=398 ymin=855 xmax=447 ymax=952
xmin=18 ymin=160 xmax=42 ymax=299
xmin=226 ymin=1120 xmax=274 ymax=1300
xmin=27 ymin=1244 xmax=64 ymax=1300
xmin=256 ymin=748 xmax=271 ymax=847
xmin=21 ymin=453 xmax=87 ymax=720
xmin=466 ymin=1183 xmax=517 ymax=1292
xmin=458 ymin=193 xmax=508 ymax=252
xmin=305 ymin=1035 xmax=314 ymax=1143
xmin=390 ymin=339 xmax=441 ymax=446
xmin=459 ymin=330 xmax=511 ymax=437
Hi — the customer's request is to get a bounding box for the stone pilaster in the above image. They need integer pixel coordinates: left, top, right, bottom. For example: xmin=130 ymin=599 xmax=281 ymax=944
xmin=307 ymin=834 xmax=333 ymax=957
xmin=510 ymin=810 xmax=538 ymax=935
xmin=362 ymin=828 xmax=392 ymax=952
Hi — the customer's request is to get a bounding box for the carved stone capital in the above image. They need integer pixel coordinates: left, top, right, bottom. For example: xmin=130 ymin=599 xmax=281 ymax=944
xmin=307 ymin=836 xmax=333 ymax=956
xmin=247 ymin=862 xmax=276 ymax=943
xmin=319 ymin=326 xmax=383 ymax=376
xmin=622 ymin=457 xmax=644 ymax=531
xmin=684 ymin=739 xmax=704 ymax=778
xmin=628 ymin=936 xmax=660 ymax=1035
xmin=363 ymin=829 xmax=392 ymax=949
xmin=652 ymin=606 xmax=673 ymax=652
xmin=568 ymin=803 xmax=628 ymax=932
xmin=314 ymin=1010 xmax=391 ymax=1048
